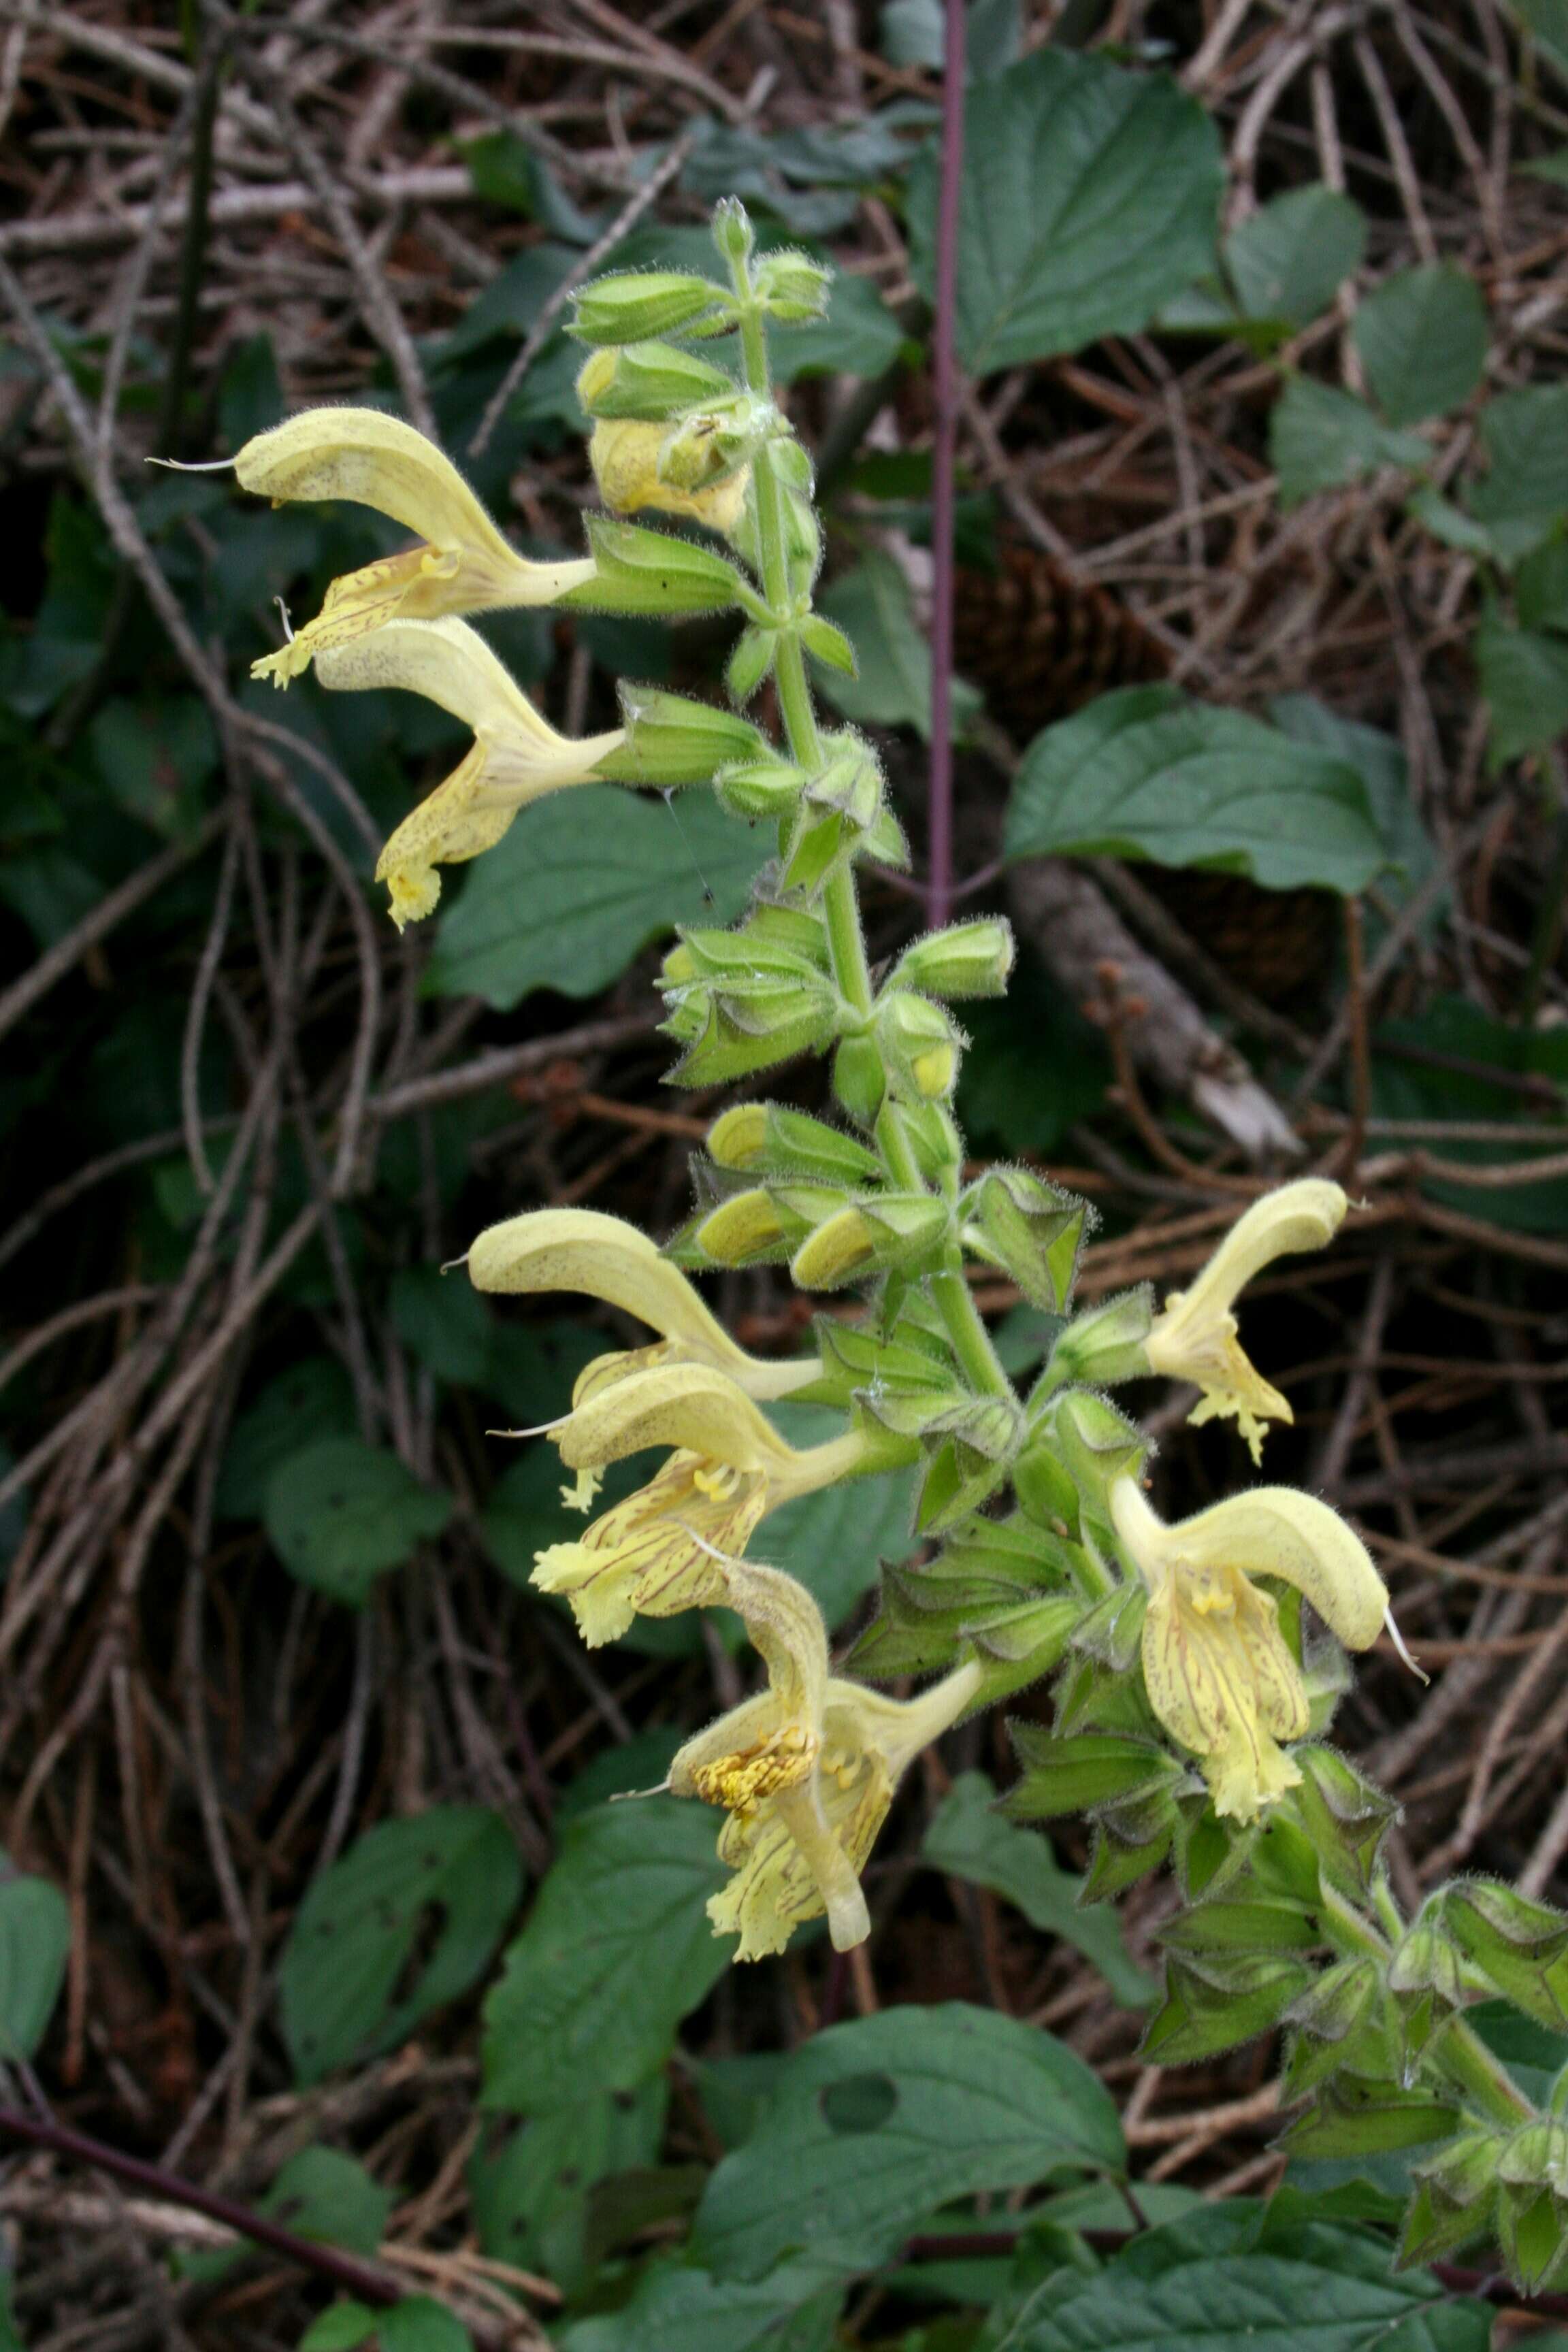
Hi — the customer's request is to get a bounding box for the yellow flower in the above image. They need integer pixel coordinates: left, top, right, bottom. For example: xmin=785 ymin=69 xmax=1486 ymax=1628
xmin=669 ymin=1554 xmax=983 ymax=1960
xmin=467 ymin=1206 xmax=821 ymax=1407
xmin=531 ymin=1361 xmax=863 ymax=1649
xmin=1109 ymin=1475 xmax=1388 ymax=1824
xmin=235 ymin=408 xmax=595 ymax=685
xmin=312 ymin=617 xmax=622 ymax=928
xmin=1145 ymin=1179 xmax=1348 ymax=1463
xmin=589 ymin=417 xmax=751 ymax=535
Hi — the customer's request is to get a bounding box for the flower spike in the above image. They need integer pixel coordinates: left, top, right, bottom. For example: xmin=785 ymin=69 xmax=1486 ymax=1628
xmin=1145 ymin=1179 xmax=1348 ymax=1463
xmin=235 ymin=407 xmax=596 ymax=685
xmin=1110 ymin=1475 xmax=1388 ymax=1824
xmin=314 ymin=617 xmax=622 ymax=927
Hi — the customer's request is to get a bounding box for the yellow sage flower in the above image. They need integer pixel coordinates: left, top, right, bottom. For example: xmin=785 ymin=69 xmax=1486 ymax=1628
xmin=235 ymin=407 xmax=595 ymax=685
xmin=669 ymin=1552 xmax=983 ymax=1960
xmin=1109 ymin=1475 xmax=1388 ymax=1824
xmin=1145 ymin=1179 xmax=1348 ymax=1463
xmin=314 ymin=617 xmax=622 ymax=928
xmin=532 ymin=1360 xmax=863 ymax=1649
xmin=589 ymin=417 xmax=751 ymax=536
xmin=467 ymin=1207 xmax=821 ymax=1407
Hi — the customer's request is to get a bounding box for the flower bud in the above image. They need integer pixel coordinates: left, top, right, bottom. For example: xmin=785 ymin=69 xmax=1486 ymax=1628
xmin=1046 ymin=1286 xmax=1155 ymax=1390
xmin=1013 ymin=1431 xmax=1083 ymax=1538
xmin=791 ymin=1205 xmax=877 ymax=1290
xmin=1401 ymin=2129 xmax=1503 ymax=2266
xmin=714 ymin=751 xmax=804 ymax=818
xmin=1281 ymin=1956 xmax=1386 ymax=2099
xmin=561 ymin=517 xmax=744 ymax=618
xmin=726 ymin=625 xmax=777 ymax=704
xmin=877 ymin=990 xmax=962 ymax=1100
xmin=572 ymin=270 xmax=731 ymax=344
xmin=597 ymin=685 xmax=767 ymax=787
xmin=589 ymin=419 xmax=751 ymax=535
xmin=1050 ymin=1390 xmax=1149 ymax=1507
xmin=753 ymin=250 xmax=832 ymax=321
xmin=576 ymin=341 xmax=736 ymax=421
xmin=1142 ymin=1950 xmax=1313 ymax=2065
xmin=708 ymin=1103 xmax=881 ymax=1188
xmin=964 ymin=1166 xmax=1090 ymax=1313
xmin=832 ymin=1030 xmax=885 ymax=1124
xmin=897 ymin=1099 xmax=962 ymax=1183
xmin=1003 ymin=1726 xmax=1185 ymax=1820
xmin=896 ymin=920 xmax=1016 ymax=1002
xmin=696 ymin=1188 xmax=797 ymax=1266
xmin=1292 ymin=1744 xmax=1399 ymax=1898
xmin=1447 ymin=1878 xmax=1568 ymax=2029
xmin=1498 ymin=2120 xmax=1568 ymax=2289
xmin=710 ymin=196 xmax=755 ymax=267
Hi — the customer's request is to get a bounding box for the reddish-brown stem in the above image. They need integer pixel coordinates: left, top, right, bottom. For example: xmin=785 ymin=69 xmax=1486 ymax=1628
xmin=926 ymin=0 xmax=966 ymax=930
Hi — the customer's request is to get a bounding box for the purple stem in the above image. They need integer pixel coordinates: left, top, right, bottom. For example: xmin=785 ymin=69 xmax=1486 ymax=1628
xmin=926 ymin=0 xmax=966 ymax=932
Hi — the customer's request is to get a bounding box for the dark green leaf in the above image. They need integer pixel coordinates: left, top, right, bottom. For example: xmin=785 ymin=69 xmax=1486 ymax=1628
xmin=690 ymin=2002 xmax=1125 ymax=2281
xmin=263 ymin=1439 xmax=451 ymax=1606
xmin=999 ymin=2202 xmax=1490 ymax=2350
xmin=1270 ymin=378 xmax=1428 ymax=508
xmin=907 ymin=49 xmax=1222 ymax=375
xmin=1469 ymin=383 xmax=1568 ymax=560
xmin=280 ymin=1808 xmax=522 ymax=2087
xmin=88 ymin=695 xmax=218 ymax=843
xmin=1475 ymin=608 xmax=1568 ymax=764
xmin=470 ymin=2081 xmax=667 ymax=2275
xmin=390 ymin=1266 xmax=494 ymax=1387
xmin=815 ymin=550 xmax=979 ymax=736
xmin=1352 ymin=265 xmax=1488 ymax=426
xmin=216 ymin=1359 xmax=358 ymax=1520
xmin=772 ymin=275 xmax=910 ymax=382
xmin=1269 ymin=694 xmax=1438 ymax=906
xmin=424 ymin=785 xmax=762 ymax=1011
xmin=1373 ymin=993 xmax=1568 ymax=1232
xmin=1004 ymin=684 xmax=1386 ymax=894
xmin=482 ymin=1797 xmax=729 ymax=2114
xmin=380 ymin=2298 xmax=474 ymax=2352
xmin=0 ymin=1856 xmax=69 ymax=2060
xmin=180 ymin=2146 xmax=393 ymax=2285
xmin=299 ymin=2304 xmax=377 ymax=2352
xmin=561 ymin=2261 xmax=843 ymax=2352
xmin=1224 ymin=186 xmax=1366 ymax=328
xmin=922 ymin=1773 xmax=1154 ymax=2007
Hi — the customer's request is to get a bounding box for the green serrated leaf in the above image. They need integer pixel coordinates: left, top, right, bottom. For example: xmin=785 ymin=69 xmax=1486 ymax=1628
xmin=908 ymin=49 xmax=1222 ymax=375
xmin=1224 ymin=185 xmax=1366 ymax=328
xmin=998 ymin=2201 xmax=1491 ymax=2351
xmin=690 ymin=2002 xmax=1125 ymax=2281
xmin=262 ymin=1438 xmax=451 ymax=1607
xmin=216 ymin=1359 xmax=358 ymax=1520
xmin=1004 ymin=683 xmax=1386 ymax=894
xmin=1270 ymin=376 xmax=1429 ymax=507
xmin=379 ymin=2296 xmax=474 ymax=2352
xmin=481 ymin=1797 xmax=729 ymax=2115
xmin=280 ymin=1809 xmax=522 ymax=2087
xmin=1469 ymin=383 xmax=1568 ymax=560
xmin=560 ymin=2259 xmax=843 ymax=2352
xmin=1352 ymin=265 xmax=1488 ymax=426
xmin=1475 ymin=607 xmax=1568 ymax=765
xmin=425 ymin=785 xmax=762 ymax=1011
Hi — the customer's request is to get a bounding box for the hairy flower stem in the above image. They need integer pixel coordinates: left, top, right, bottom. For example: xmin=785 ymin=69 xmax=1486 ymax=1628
xmin=731 ymin=251 xmax=1009 ymax=1402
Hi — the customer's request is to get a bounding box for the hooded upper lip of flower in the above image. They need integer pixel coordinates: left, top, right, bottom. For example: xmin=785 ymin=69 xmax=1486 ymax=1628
xmin=1109 ymin=1473 xmax=1389 ymax=1825
xmin=528 ymin=1360 xmax=864 ymax=1650
xmin=1144 ymin=1179 xmax=1348 ymax=1465
xmin=233 ymin=407 xmax=597 ymax=685
xmin=668 ymin=1550 xmax=983 ymax=1960
xmin=466 ymin=1206 xmax=822 ymax=1404
xmin=312 ymin=617 xmax=623 ymax=929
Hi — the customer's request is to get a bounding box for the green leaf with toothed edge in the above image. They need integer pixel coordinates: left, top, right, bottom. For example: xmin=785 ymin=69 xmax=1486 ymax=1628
xmin=423 ymin=785 xmax=762 ymax=1011
xmin=689 ymin=2002 xmax=1124 ymax=2282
